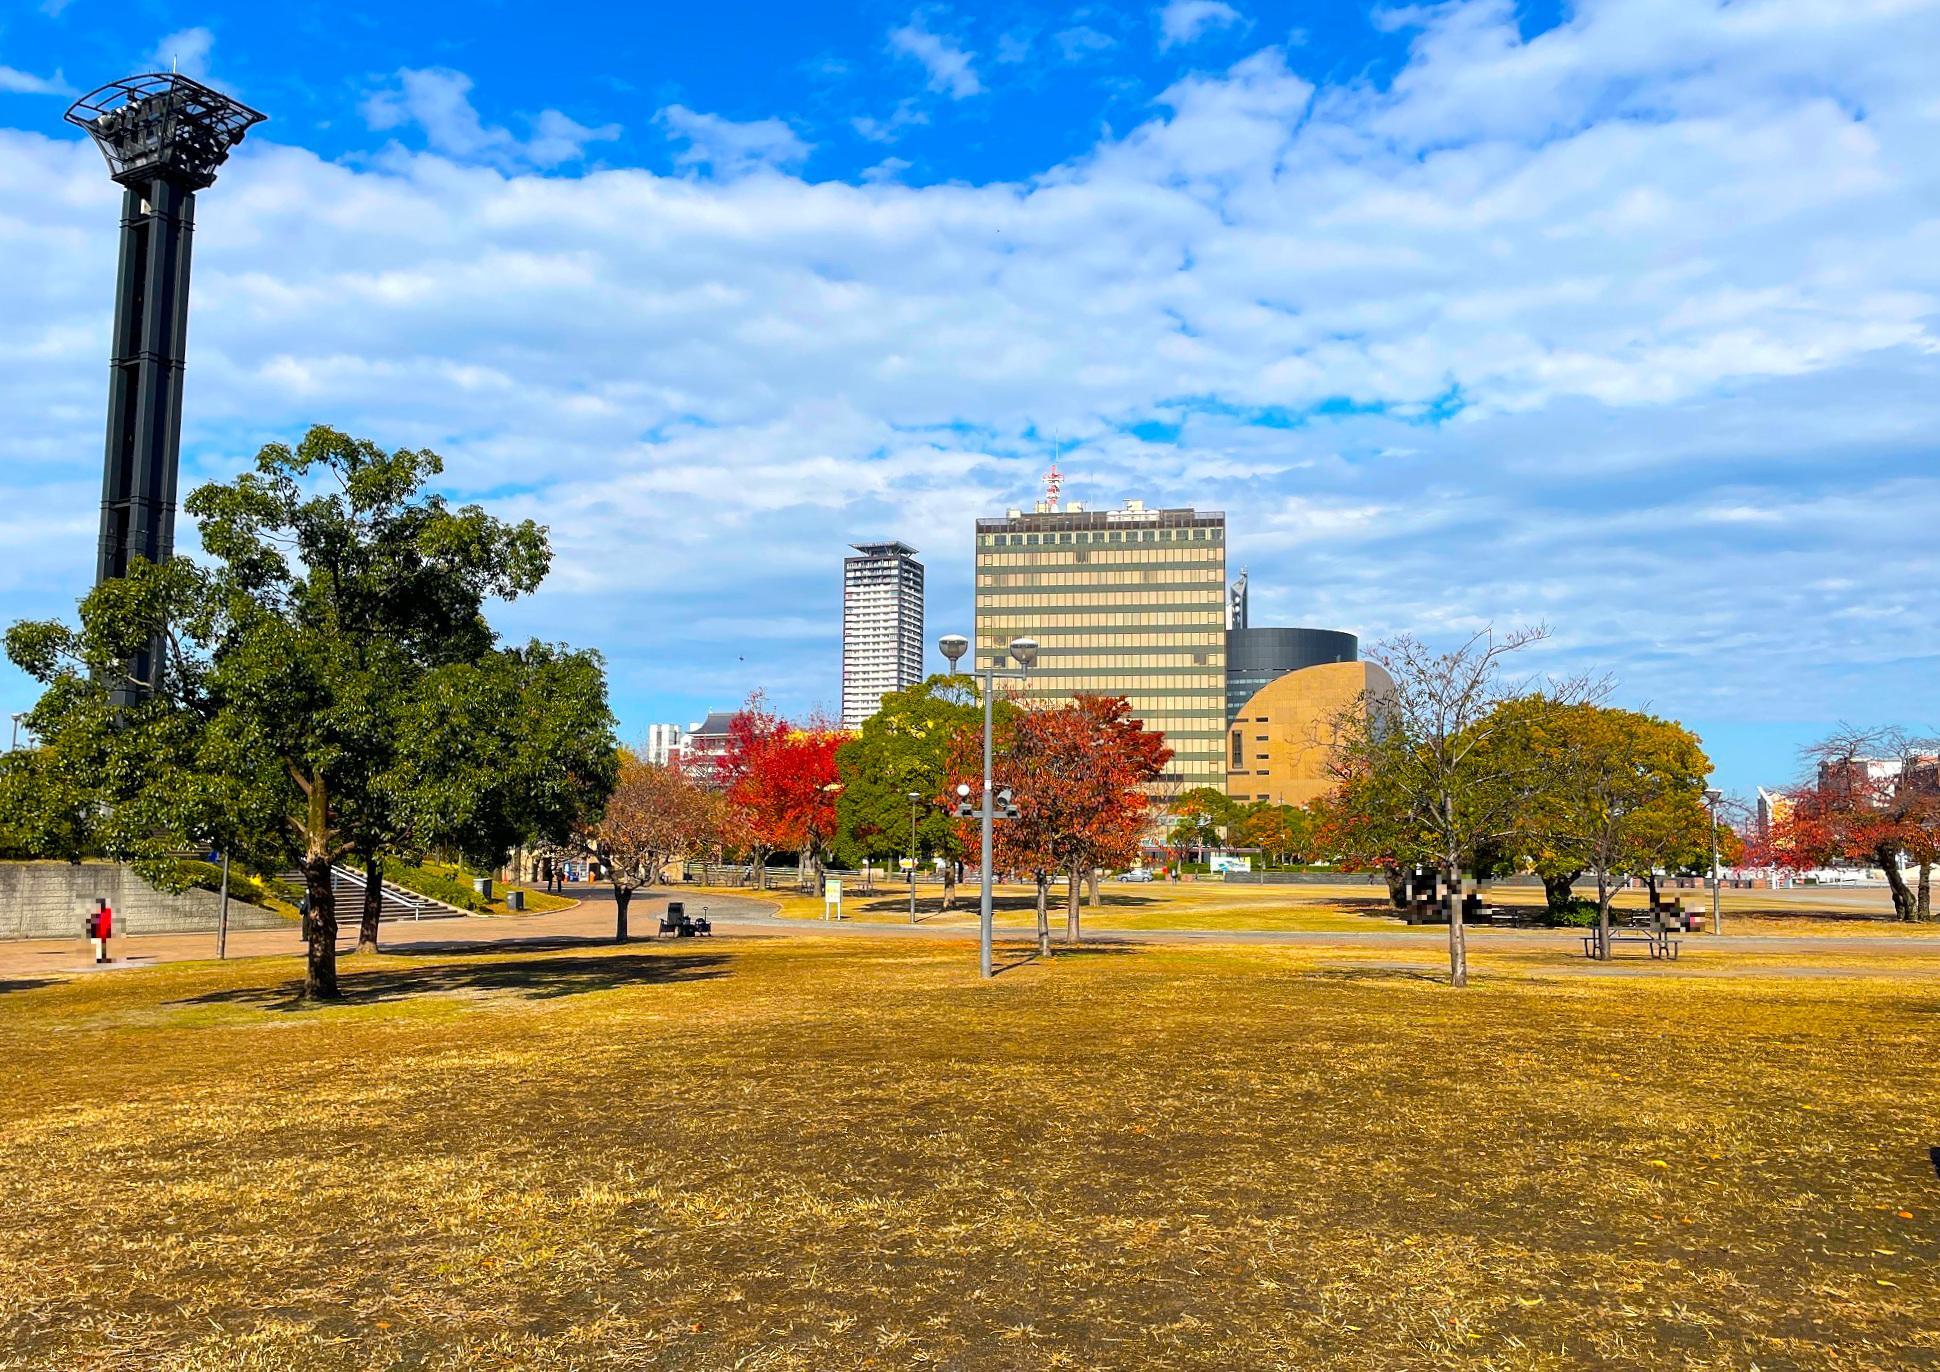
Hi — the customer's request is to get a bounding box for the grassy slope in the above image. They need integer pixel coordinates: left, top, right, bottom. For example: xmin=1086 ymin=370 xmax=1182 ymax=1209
xmin=1 ymin=938 xmax=1935 ymax=1370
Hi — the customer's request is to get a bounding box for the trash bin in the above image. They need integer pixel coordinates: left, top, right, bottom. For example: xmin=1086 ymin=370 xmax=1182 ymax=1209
xmin=667 ymin=901 xmax=685 ymax=920
xmin=473 ymin=876 xmax=494 ymax=901
xmin=505 ymin=889 xmax=525 ymax=911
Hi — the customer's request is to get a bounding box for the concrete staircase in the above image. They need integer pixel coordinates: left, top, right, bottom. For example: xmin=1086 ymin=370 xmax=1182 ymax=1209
xmin=280 ymin=866 xmax=471 ymax=922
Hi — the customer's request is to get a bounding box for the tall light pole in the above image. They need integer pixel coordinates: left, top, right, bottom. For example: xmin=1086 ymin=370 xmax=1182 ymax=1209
xmin=1705 ymin=788 xmax=1723 ymax=936
xmin=940 ymin=632 xmax=1037 ymax=978
xmin=65 ymin=74 xmax=264 ymax=704
xmin=907 ymin=791 xmax=922 ymax=923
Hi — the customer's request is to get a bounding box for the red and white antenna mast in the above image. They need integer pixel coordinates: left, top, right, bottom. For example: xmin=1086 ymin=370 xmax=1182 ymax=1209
xmin=1044 ymin=461 xmax=1063 ymax=510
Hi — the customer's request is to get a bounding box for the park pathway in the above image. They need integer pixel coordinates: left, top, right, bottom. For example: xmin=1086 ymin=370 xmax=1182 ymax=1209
xmin=4 ymin=885 xmax=1940 ymax=985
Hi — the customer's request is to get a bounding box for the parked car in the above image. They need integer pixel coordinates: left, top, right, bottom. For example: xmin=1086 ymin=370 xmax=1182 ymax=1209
xmin=1115 ymin=868 xmax=1156 ymax=882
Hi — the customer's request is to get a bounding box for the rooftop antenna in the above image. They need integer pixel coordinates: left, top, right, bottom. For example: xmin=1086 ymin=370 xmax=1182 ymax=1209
xmin=1044 ymin=436 xmax=1063 ymax=511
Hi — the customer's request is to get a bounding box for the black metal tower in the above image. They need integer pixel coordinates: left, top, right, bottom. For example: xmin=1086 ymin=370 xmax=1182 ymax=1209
xmin=65 ymin=74 xmax=264 ymax=701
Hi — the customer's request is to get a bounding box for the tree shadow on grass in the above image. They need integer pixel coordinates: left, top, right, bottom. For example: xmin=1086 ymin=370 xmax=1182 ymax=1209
xmin=0 ymin=977 xmax=57 ymax=997
xmin=989 ymin=941 xmax=1144 ymax=976
xmin=173 ymin=948 xmax=729 ymax=1011
xmin=1304 ymin=964 xmax=1455 ymax=987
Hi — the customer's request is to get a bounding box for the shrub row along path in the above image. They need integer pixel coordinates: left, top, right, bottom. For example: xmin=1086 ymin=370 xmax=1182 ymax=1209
xmin=5 ymin=885 xmax=1940 ymax=985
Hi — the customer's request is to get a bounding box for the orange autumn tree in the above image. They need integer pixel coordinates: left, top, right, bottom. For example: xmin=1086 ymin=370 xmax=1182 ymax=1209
xmin=951 ymin=695 xmax=1170 ymax=950
xmin=590 ymin=752 xmax=725 ymax=942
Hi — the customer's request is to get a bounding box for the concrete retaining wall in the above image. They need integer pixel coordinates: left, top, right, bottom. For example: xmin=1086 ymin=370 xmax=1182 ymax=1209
xmin=0 ymin=862 xmax=291 ymax=940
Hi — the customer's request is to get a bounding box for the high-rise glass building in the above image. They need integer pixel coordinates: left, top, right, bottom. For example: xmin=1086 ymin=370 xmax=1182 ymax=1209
xmin=842 ymin=541 xmax=925 ymax=729
xmin=973 ymin=500 xmax=1227 ymax=791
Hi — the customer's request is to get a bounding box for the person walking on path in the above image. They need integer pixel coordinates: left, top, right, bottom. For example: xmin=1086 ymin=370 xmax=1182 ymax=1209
xmin=85 ymin=899 xmax=112 ymax=964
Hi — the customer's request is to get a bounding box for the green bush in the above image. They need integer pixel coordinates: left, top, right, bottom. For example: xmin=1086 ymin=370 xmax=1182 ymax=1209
xmin=1537 ymin=897 xmax=1601 ymax=928
xmin=386 ymin=860 xmax=491 ymax=912
xmin=180 ymin=860 xmax=301 ymax=911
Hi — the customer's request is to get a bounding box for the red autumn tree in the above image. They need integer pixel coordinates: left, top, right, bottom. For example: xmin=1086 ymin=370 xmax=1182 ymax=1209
xmin=951 ymin=695 xmax=1170 ymax=949
xmin=1767 ymin=726 xmax=1940 ymax=921
xmin=713 ymin=694 xmax=848 ymax=893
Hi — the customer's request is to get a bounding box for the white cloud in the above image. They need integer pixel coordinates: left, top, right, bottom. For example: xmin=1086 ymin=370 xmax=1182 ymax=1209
xmin=362 ymin=68 xmax=620 ymax=169
xmin=1159 ymin=0 xmax=1245 ymax=49
xmin=0 ymin=65 xmax=73 ymax=96
xmin=889 ymin=16 xmax=983 ymax=99
xmin=1056 ymin=26 xmax=1119 ymax=62
xmin=6 ymin=0 xmax=1940 ymax=747
xmin=659 ymin=105 xmax=810 ymax=175
xmin=150 ymin=26 xmax=215 ymax=80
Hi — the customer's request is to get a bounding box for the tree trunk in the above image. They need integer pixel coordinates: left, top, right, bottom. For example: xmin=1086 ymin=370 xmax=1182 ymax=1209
xmin=356 ymin=853 xmax=384 ymax=954
xmin=1085 ymin=867 xmax=1100 ymax=907
xmin=299 ymin=853 xmax=341 ymax=1000
xmin=613 ymin=885 xmax=631 ymax=943
xmin=1877 ymin=843 xmax=1915 ymax=920
xmin=1596 ymin=867 xmax=1613 ymax=962
xmin=1918 ymin=858 xmax=1932 ymax=922
xmin=1065 ymin=861 xmax=1083 ymax=945
xmin=1383 ymin=864 xmax=1408 ymax=910
xmin=753 ymin=851 xmax=767 ymax=891
xmin=1035 ymin=873 xmax=1051 ymax=956
xmin=1541 ymin=870 xmax=1578 ymax=914
xmin=942 ymin=862 xmax=957 ymax=911
xmin=1645 ymin=871 xmax=1660 ymax=908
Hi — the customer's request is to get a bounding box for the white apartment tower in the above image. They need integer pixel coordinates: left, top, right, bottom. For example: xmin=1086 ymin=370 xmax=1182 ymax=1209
xmin=842 ymin=541 xmax=925 ymax=728
xmin=644 ymin=723 xmax=686 ymax=768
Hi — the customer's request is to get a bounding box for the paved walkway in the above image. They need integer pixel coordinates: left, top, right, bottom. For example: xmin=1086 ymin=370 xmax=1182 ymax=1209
xmin=4 ymin=887 xmax=1938 ymax=986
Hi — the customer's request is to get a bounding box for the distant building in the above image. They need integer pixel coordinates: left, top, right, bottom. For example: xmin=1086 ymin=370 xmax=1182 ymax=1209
xmin=842 ymin=541 xmax=925 ymax=729
xmin=975 ymin=498 xmax=1227 ymax=793
xmin=1225 ymin=626 xmax=1359 ymax=727
xmin=1226 ymin=661 xmax=1397 ymax=808
xmin=684 ymin=711 xmax=738 ymax=764
xmin=1755 ymin=786 xmax=1792 ymax=837
xmin=644 ymin=723 xmax=685 ymax=768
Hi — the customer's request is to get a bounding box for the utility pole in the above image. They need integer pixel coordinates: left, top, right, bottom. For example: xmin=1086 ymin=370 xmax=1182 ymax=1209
xmin=907 ymin=791 xmax=921 ymax=923
xmin=1705 ymin=788 xmax=1723 ymax=936
xmin=216 ymin=849 xmax=231 ymax=959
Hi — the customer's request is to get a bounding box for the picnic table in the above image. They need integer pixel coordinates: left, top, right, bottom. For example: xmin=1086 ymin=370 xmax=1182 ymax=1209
xmin=1581 ymin=916 xmax=1683 ymax=960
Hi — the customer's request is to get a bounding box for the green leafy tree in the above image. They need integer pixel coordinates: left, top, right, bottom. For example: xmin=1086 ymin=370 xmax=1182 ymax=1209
xmin=1165 ymin=786 xmax=1235 ymax=860
xmin=1513 ymin=702 xmax=1711 ymax=958
xmin=835 ymin=675 xmax=1009 ymax=915
xmin=2 ymin=426 xmax=611 ymax=999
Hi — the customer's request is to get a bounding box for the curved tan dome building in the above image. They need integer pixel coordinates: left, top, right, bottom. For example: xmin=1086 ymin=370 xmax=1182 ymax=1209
xmin=1226 ymin=661 xmax=1396 ymax=807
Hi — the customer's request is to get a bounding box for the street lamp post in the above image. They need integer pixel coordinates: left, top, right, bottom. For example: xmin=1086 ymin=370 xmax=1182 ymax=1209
xmin=1705 ymin=788 xmax=1723 ymax=936
xmin=907 ymin=790 xmax=922 ymax=924
xmin=939 ymin=632 xmax=1037 ymax=978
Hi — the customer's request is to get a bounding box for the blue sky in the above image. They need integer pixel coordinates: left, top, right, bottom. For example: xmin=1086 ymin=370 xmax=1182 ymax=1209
xmin=2 ymin=0 xmax=1936 ymax=801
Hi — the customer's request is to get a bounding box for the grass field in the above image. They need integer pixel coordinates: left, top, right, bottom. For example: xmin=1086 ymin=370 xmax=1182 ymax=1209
xmin=683 ymin=878 xmax=1940 ymax=938
xmin=2 ymin=935 xmax=1937 ymax=1369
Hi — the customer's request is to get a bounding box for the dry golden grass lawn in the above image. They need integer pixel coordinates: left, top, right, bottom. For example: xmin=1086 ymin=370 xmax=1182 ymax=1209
xmin=3 ymin=935 xmax=1937 ymax=1370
